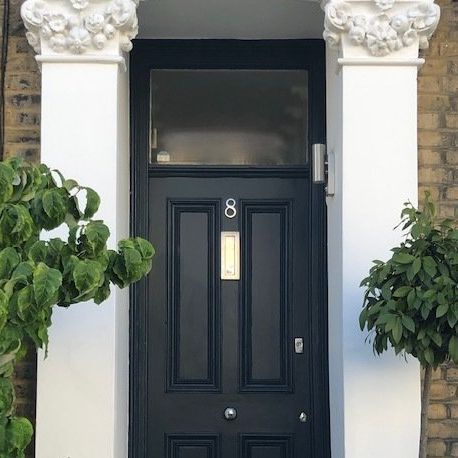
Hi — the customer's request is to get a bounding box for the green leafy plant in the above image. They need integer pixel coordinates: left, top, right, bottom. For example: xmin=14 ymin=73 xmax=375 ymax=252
xmin=359 ymin=193 xmax=458 ymax=458
xmin=0 ymin=157 xmax=154 ymax=457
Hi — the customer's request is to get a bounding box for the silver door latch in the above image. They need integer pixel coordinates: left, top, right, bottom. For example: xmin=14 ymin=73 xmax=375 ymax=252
xmin=312 ymin=143 xmax=335 ymax=197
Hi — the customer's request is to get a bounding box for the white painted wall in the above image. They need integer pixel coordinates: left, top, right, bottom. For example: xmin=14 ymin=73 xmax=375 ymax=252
xmin=326 ymin=49 xmax=421 ymax=458
xmin=36 ymin=61 xmax=129 ymax=458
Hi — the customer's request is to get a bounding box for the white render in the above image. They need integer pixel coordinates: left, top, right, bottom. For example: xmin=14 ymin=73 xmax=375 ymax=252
xmin=327 ymin=54 xmax=421 ymax=458
xmin=35 ymin=61 xmax=130 ymax=458
xmin=20 ymin=0 xmax=440 ymax=456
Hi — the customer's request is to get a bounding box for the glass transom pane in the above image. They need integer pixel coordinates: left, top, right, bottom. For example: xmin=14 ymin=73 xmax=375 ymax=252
xmin=150 ymin=70 xmax=309 ymax=166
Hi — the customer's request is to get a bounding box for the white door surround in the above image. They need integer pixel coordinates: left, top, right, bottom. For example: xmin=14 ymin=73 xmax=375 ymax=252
xmin=20 ymin=0 xmax=440 ymax=456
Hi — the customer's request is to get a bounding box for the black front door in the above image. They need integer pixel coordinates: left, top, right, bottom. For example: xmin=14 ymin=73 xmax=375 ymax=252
xmin=148 ymin=176 xmax=311 ymax=456
xmin=130 ymin=40 xmax=329 ymax=458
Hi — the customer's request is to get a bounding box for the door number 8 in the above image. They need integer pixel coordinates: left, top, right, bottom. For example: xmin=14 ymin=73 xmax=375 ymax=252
xmin=224 ymin=198 xmax=237 ymax=219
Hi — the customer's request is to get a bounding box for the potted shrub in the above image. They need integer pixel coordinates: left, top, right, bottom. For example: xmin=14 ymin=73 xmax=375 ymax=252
xmin=359 ymin=193 xmax=458 ymax=458
xmin=0 ymin=158 xmax=154 ymax=457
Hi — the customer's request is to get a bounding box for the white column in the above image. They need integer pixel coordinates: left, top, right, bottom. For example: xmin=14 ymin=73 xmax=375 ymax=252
xmin=20 ymin=1 xmax=137 ymax=457
xmin=323 ymin=0 xmax=440 ymax=457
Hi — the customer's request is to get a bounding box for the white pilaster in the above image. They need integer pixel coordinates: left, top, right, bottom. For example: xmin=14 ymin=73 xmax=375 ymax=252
xmin=20 ymin=1 xmax=137 ymax=457
xmin=323 ymin=0 xmax=439 ymax=456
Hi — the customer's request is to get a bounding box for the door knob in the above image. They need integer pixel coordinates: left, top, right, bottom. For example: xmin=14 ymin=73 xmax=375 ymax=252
xmin=299 ymin=411 xmax=308 ymax=423
xmin=224 ymin=407 xmax=237 ymax=420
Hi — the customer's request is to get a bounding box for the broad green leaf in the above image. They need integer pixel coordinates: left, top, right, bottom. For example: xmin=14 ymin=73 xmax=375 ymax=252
xmin=16 ymin=286 xmax=33 ymax=321
xmin=0 ymin=163 xmax=14 ymax=205
xmin=33 ymin=262 xmax=62 ymax=308
xmin=84 ymin=221 xmax=110 ymax=255
xmin=436 ymin=303 xmax=449 ymax=318
xmin=412 ymin=257 xmax=421 ymax=276
xmin=424 ymin=348 xmax=434 ymax=366
xmin=448 ymin=311 xmax=458 ymax=329
xmin=42 ymin=188 xmax=68 ymax=225
xmin=0 ymin=290 xmax=8 ymax=332
xmin=11 ymin=262 xmax=34 ymax=281
xmin=83 ymin=187 xmax=100 ymax=219
xmin=393 ymin=253 xmax=415 ymax=264
xmin=393 ymin=286 xmax=411 ymax=298
xmin=401 ymin=315 xmax=415 ymax=333
xmin=407 ymin=289 xmax=416 ymax=308
xmin=392 ymin=318 xmax=403 ymax=344
xmin=63 ymin=179 xmax=78 ymax=191
xmin=423 ymin=256 xmax=437 ymax=277
xmin=73 ymin=260 xmax=102 ymax=295
xmin=421 ymin=304 xmax=430 ymax=320
xmin=385 ymin=314 xmax=397 ymax=332
xmin=6 ymin=417 xmax=33 ymax=452
xmin=133 ymin=237 xmax=155 ymax=260
xmin=94 ymin=280 xmax=111 ymax=305
xmin=0 ymin=378 xmax=14 ymax=414
xmin=0 ymin=248 xmax=20 ymax=280
xmin=430 ymin=332 xmax=442 ymax=347
xmin=359 ymin=308 xmax=368 ymax=331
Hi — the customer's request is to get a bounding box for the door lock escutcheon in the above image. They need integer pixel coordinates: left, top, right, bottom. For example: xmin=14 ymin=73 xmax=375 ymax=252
xmin=295 ymin=337 xmax=304 ymax=354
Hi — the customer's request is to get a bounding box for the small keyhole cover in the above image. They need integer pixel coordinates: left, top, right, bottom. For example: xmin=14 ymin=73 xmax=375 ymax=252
xmin=299 ymin=412 xmax=308 ymax=423
xmin=224 ymin=407 xmax=237 ymax=420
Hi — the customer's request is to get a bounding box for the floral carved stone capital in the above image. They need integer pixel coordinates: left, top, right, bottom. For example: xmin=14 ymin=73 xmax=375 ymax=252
xmin=322 ymin=0 xmax=440 ymax=57
xmin=21 ymin=0 xmax=139 ymax=55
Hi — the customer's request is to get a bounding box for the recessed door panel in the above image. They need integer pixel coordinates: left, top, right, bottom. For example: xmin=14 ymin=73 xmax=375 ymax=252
xmin=240 ymin=434 xmax=293 ymax=458
xmin=240 ymin=202 xmax=292 ymax=392
xmin=167 ymin=434 xmax=220 ymax=458
xmin=168 ymin=201 xmax=221 ymax=391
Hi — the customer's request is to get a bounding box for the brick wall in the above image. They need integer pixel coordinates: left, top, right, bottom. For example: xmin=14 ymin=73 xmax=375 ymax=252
xmin=2 ymin=0 xmax=41 ymax=160
xmin=418 ymin=0 xmax=458 ymax=456
xmin=1 ymin=1 xmax=40 ymax=457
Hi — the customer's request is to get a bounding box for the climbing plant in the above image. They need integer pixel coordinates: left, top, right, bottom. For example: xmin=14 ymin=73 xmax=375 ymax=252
xmin=359 ymin=193 xmax=458 ymax=458
xmin=0 ymin=157 xmax=154 ymax=457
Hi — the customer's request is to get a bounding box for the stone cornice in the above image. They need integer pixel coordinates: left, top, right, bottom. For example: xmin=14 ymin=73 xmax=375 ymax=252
xmin=21 ymin=0 xmax=139 ymax=56
xmin=322 ymin=0 xmax=440 ymax=57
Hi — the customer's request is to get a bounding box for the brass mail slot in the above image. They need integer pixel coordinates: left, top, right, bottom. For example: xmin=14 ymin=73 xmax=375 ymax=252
xmin=221 ymin=232 xmax=240 ymax=280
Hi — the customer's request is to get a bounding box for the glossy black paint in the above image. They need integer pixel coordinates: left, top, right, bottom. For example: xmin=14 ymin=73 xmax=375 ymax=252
xmin=130 ymin=40 xmax=330 ymax=458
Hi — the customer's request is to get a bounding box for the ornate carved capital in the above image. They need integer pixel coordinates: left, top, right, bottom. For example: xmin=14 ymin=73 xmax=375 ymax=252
xmin=322 ymin=0 xmax=440 ymax=57
xmin=21 ymin=0 xmax=139 ymax=55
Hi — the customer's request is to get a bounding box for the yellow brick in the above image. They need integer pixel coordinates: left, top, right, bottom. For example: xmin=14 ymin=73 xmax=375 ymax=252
xmin=452 ymin=442 xmax=458 ymax=457
xmin=418 ymin=94 xmax=451 ymax=111
xmin=446 ymin=113 xmax=458 ymax=129
xmin=446 ymin=150 xmax=458 ymax=164
xmin=428 ymin=439 xmax=447 ymax=456
xmin=430 ymin=382 xmax=457 ymax=400
xmin=418 ymin=130 xmax=444 ymax=147
xmin=419 ymin=149 xmax=443 ymax=165
xmin=429 ymin=403 xmax=448 ymax=420
xmin=446 ymin=187 xmax=458 ymax=201
xmin=418 ymin=76 xmax=442 ymax=93
xmin=420 ymin=58 xmax=449 ymax=76
xmin=419 ymin=113 xmax=441 ymax=129
xmin=429 ymin=420 xmax=458 ymax=439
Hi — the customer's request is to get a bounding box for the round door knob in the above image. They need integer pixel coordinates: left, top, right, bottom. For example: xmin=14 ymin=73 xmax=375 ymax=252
xmin=224 ymin=407 xmax=237 ymax=420
xmin=299 ymin=412 xmax=308 ymax=423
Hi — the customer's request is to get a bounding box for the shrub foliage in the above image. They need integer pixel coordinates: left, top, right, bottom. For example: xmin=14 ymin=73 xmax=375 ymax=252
xmin=360 ymin=193 xmax=458 ymax=368
xmin=0 ymin=158 xmax=154 ymax=457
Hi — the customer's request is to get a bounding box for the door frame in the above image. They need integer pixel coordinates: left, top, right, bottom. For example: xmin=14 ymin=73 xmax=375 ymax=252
xmin=129 ymin=39 xmax=330 ymax=458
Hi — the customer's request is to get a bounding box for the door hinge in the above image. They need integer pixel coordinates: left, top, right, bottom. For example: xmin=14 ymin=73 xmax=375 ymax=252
xmin=312 ymin=143 xmax=335 ymax=197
